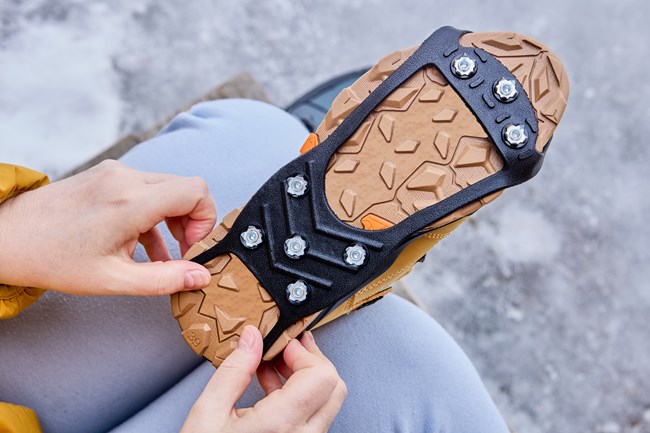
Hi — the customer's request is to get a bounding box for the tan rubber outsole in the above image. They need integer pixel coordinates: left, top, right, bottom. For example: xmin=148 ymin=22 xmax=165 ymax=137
xmin=172 ymin=31 xmax=569 ymax=366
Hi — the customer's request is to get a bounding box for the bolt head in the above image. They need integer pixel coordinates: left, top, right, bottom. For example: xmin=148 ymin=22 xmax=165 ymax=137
xmin=503 ymin=124 xmax=528 ymax=148
xmin=494 ymin=78 xmax=518 ymax=102
xmin=287 ymin=175 xmax=308 ymax=197
xmin=287 ymin=280 xmax=308 ymax=304
xmin=284 ymin=235 xmax=307 ymax=259
xmin=240 ymin=226 xmax=263 ymax=249
xmin=344 ymin=244 xmax=367 ymax=268
xmin=451 ymin=54 xmax=477 ymax=79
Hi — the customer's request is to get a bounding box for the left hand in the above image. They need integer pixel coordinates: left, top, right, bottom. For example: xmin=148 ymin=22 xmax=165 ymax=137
xmin=0 ymin=160 xmax=217 ymax=296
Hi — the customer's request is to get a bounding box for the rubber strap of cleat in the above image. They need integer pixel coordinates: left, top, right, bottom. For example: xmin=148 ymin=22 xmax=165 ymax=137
xmin=191 ymin=26 xmax=542 ymax=353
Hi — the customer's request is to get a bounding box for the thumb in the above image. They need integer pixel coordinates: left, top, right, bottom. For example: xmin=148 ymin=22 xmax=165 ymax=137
xmin=120 ymin=260 xmax=212 ymax=296
xmin=198 ymin=326 xmax=263 ymax=413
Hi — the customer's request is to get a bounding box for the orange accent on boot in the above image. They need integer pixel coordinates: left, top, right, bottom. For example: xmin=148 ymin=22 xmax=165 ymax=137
xmin=299 ymin=133 xmax=319 ymax=154
xmin=361 ymin=214 xmax=394 ymax=230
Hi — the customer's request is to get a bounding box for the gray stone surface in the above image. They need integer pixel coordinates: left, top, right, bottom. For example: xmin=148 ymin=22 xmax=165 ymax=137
xmin=1 ymin=1 xmax=649 ymax=432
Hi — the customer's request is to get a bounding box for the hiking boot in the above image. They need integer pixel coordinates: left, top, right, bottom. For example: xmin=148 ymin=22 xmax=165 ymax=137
xmin=287 ymin=68 xmax=368 ymax=132
xmin=172 ymin=26 xmax=569 ymax=365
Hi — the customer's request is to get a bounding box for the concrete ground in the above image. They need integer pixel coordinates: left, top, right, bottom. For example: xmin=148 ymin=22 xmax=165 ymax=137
xmin=1 ymin=1 xmax=649 ymax=432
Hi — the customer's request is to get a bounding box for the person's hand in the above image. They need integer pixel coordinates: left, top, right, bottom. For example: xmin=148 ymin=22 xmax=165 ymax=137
xmin=0 ymin=160 xmax=216 ymax=296
xmin=182 ymin=326 xmax=347 ymax=433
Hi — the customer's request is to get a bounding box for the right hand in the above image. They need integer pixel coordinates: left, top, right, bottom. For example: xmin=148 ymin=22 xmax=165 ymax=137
xmin=181 ymin=326 xmax=347 ymax=433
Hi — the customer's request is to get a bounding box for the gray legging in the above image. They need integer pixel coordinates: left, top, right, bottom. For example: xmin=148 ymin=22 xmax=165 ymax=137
xmin=0 ymin=99 xmax=509 ymax=433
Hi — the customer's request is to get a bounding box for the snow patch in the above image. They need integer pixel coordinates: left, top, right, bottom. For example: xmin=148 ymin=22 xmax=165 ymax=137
xmin=0 ymin=9 xmax=123 ymax=178
xmin=480 ymin=203 xmax=562 ymax=265
xmin=405 ymin=266 xmax=465 ymax=305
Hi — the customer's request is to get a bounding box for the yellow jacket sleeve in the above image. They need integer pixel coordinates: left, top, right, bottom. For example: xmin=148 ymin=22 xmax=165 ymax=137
xmin=0 ymin=163 xmax=49 ymax=320
xmin=0 ymin=403 xmax=41 ymax=433
xmin=0 ymin=402 xmax=42 ymax=433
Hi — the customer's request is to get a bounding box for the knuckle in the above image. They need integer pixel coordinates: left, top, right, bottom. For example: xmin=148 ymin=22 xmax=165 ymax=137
xmin=316 ymin=366 xmax=340 ymax=391
xmin=93 ymin=160 xmax=132 ymax=194
xmin=189 ymin=176 xmax=209 ymax=196
xmin=338 ymin=379 xmax=348 ymax=399
xmin=97 ymin=159 xmax=122 ymax=173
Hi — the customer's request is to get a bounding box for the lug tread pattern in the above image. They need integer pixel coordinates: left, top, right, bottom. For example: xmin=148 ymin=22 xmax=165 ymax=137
xmin=459 ymin=32 xmax=570 ymax=152
xmin=319 ymin=62 xmax=504 ymax=230
xmin=172 ymin=204 xmax=360 ymax=366
xmin=317 ymin=31 xmax=568 ymax=230
xmin=173 ymin=30 xmax=569 ymax=365
xmin=172 ymin=209 xmax=286 ymax=366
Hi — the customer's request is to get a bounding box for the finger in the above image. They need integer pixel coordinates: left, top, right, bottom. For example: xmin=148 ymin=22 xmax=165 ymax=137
xmin=111 ymin=258 xmax=211 ymax=296
xmin=298 ymin=332 xmax=347 ymax=429
xmin=197 ymin=326 xmax=263 ymax=413
xmin=299 ymin=331 xmax=324 ymax=357
xmin=282 ymin=337 xmax=332 ymax=374
xmin=147 ymin=177 xmax=216 ymax=246
xmin=165 ymin=216 xmax=191 ymax=254
xmin=273 ymin=355 xmax=293 ymax=380
xmin=183 ymin=196 xmax=216 ymax=247
xmin=139 ymin=226 xmax=173 ymax=262
xmin=181 ymin=333 xmax=260 ymax=433
xmin=241 ymin=339 xmax=341 ymax=429
xmin=264 ymin=340 xmax=338 ymax=418
xmin=257 ymin=361 xmax=283 ymax=395
xmin=307 ymin=380 xmax=348 ymax=431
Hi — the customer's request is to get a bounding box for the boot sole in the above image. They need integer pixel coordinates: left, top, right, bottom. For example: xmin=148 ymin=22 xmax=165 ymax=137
xmin=172 ymin=28 xmax=569 ymax=365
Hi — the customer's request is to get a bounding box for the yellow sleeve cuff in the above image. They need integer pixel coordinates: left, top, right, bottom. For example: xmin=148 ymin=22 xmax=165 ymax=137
xmin=0 ymin=163 xmax=50 ymax=319
xmin=0 ymin=163 xmax=49 ymax=204
xmin=0 ymin=402 xmax=42 ymax=433
xmin=0 ymin=285 xmax=46 ymax=320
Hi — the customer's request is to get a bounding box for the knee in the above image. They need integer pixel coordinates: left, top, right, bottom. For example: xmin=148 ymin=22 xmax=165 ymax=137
xmin=159 ymin=98 xmax=308 ymax=139
xmin=187 ymin=99 xmax=276 ymax=121
xmin=158 ymin=99 xmax=263 ymax=134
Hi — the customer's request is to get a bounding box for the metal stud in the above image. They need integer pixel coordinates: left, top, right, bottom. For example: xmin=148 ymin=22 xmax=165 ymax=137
xmin=286 ymin=280 xmax=308 ymax=304
xmin=503 ymin=124 xmax=528 ymax=148
xmin=284 ymin=235 xmax=307 ymax=259
xmin=286 ymin=174 xmax=308 ymax=197
xmin=344 ymin=244 xmax=367 ymax=268
xmin=493 ymin=78 xmax=518 ymax=102
xmin=451 ymin=53 xmax=478 ymax=79
xmin=240 ymin=226 xmax=263 ymax=249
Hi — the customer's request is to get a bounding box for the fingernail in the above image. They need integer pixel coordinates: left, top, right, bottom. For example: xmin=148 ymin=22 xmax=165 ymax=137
xmin=238 ymin=326 xmax=255 ymax=351
xmin=184 ymin=269 xmax=210 ymax=289
xmin=304 ymin=331 xmax=315 ymax=343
